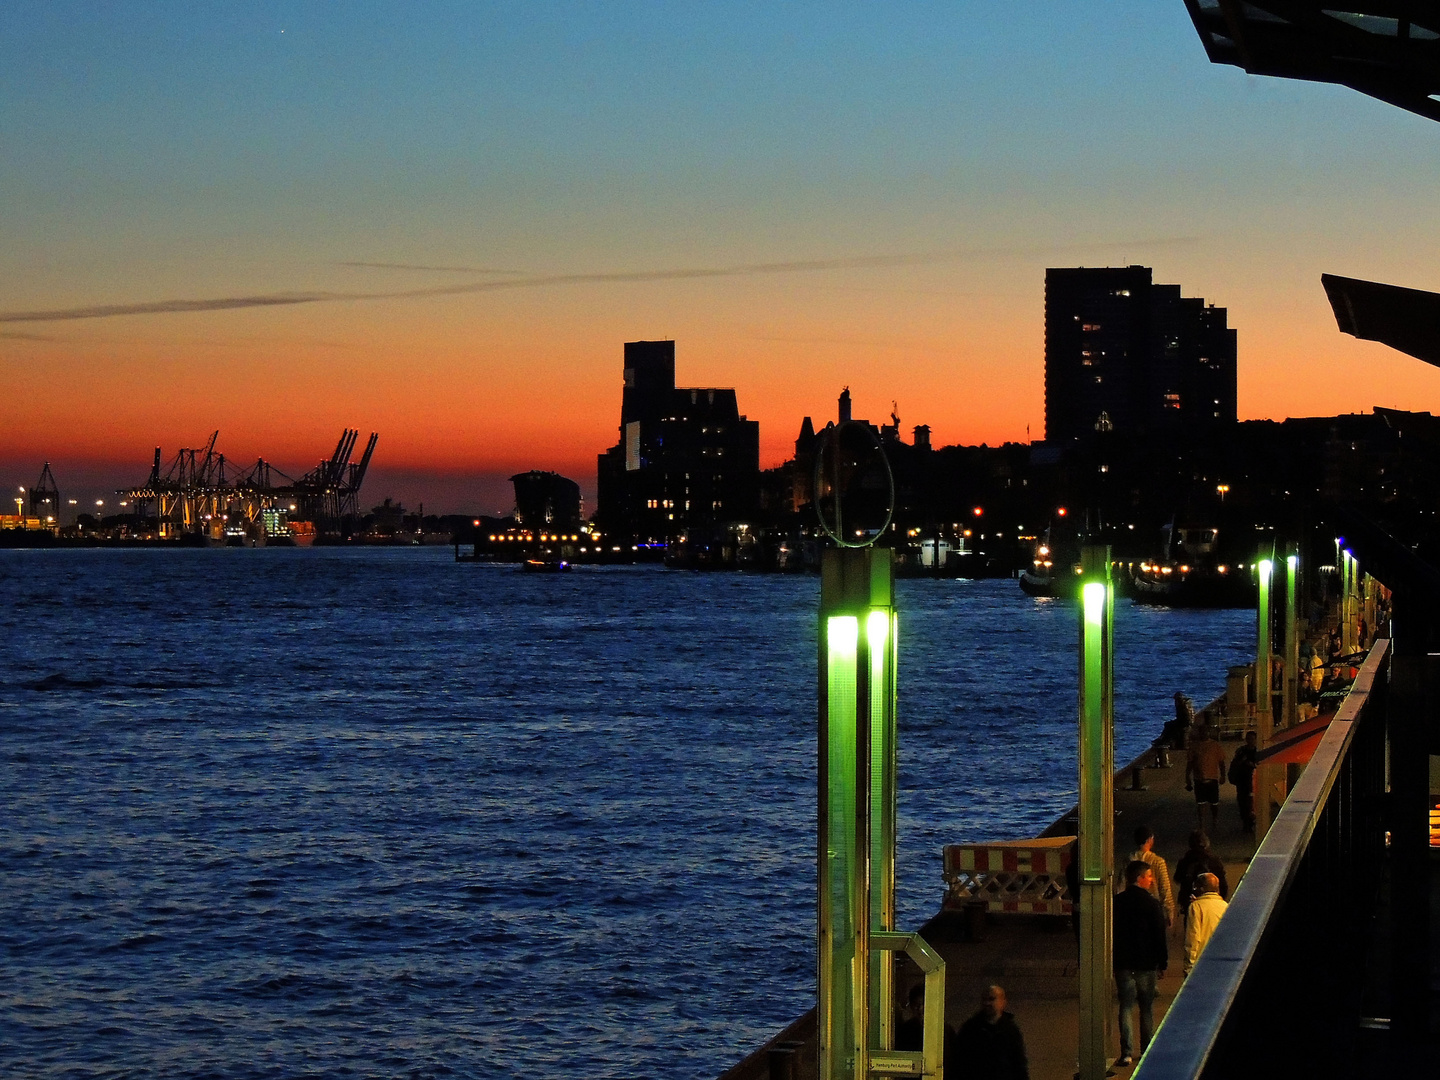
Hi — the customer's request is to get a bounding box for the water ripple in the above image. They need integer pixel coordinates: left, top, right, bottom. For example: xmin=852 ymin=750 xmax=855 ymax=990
xmin=0 ymin=550 xmax=1252 ymax=1078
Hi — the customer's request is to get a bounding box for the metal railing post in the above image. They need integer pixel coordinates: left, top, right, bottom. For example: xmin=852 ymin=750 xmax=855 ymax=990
xmin=818 ymin=548 xmax=943 ymax=1080
xmin=1284 ymin=550 xmax=1299 ymax=730
xmin=1255 ymin=555 xmax=1277 ymax=835
xmin=1077 ymin=544 xmax=1114 ymax=1080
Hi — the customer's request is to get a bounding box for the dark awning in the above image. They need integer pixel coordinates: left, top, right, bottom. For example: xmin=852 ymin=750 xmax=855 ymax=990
xmin=1321 ymin=273 xmax=1440 ymax=368
xmin=1182 ymin=2 xmax=1440 ymax=122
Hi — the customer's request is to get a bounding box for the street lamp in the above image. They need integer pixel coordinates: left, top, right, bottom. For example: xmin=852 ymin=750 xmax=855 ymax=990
xmin=1217 ymin=483 xmax=1230 ymax=502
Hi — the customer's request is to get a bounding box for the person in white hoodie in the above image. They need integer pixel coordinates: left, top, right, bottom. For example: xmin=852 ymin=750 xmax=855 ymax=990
xmin=1184 ymin=872 xmax=1228 ymax=975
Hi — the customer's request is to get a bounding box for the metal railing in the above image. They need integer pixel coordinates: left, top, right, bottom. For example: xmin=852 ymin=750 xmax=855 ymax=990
xmin=1135 ymin=638 xmax=1390 ymax=1080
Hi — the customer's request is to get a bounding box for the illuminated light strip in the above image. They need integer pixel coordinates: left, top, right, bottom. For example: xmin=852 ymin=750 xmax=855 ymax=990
xmin=825 ymin=614 xmax=860 ymax=942
xmin=1079 ymin=581 xmax=1107 ymax=882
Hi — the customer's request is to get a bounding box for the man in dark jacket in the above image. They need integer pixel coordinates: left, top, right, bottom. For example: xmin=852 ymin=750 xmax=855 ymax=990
xmin=1113 ymin=860 xmax=1168 ymax=1066
xmin=952 ymin=984 xmax=1029 ymax=1080
xmin=1174 ymin=830 xmax=1229 ymax=915
xmin=1229 ymin=731 xmax=1260 ymax=833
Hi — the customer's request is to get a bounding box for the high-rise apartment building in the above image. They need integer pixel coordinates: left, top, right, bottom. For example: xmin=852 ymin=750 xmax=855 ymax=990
xmin=1044 ymin=266 xmax=1237 ymax=443
xmin=596 ymin=341 xmax=760 ymax=544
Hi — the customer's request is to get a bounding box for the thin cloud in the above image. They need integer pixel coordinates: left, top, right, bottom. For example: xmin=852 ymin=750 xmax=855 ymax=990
xmin=0 ymin=292 xmax=338 ymax=324
xmin=0 ymin=330 xmax=54 ymax=340
xmin=1 ymin=237 xmax=1199 ymax=325
xmin=340 ymin=261 xmax=529 ymax=275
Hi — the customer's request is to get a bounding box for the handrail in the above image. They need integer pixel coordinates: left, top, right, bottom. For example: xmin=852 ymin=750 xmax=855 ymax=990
xmin=1134 ymin=637 xmax=1390 ymax=1079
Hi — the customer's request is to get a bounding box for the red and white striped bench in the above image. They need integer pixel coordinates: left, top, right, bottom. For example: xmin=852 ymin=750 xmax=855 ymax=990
xmin=942 ymin=836 xmax=1075 ymax=915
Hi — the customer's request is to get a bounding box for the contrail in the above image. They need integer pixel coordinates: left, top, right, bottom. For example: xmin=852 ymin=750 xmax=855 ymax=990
xmin=0 ymin=237 xmax=1199 ymax=324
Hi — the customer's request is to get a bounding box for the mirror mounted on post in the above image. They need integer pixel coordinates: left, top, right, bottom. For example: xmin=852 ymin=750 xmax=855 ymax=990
xmin=814 ymin=420 xmax=895 ymax=549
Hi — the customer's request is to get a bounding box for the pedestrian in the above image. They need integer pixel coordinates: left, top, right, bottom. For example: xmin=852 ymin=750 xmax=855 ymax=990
xmin=1113 ymin=860 xmax=1168 ymax=1068
xmin=1174 ymin=830 xmax=1228 ymax=914
xmin=1165 ymin=691 xmax=1192 ymax=750
xmin=1127 ymin=825 xmax=1175 ymax=926
xmin=1066 ymin=842 xmax=1081 ymax=955
xmin=895 ymin=984 xmax=925 ymax=1051
xmin=952 ymin=984 xmax=1029 ymax=1080
xmin=1228 ymin=731 xmax=1259 ymax=833
xmin=1308 ymin=648 xmax=1325 ymax=696
xmin=1183 ymin=873 xmax=1228 ymax=975
xmin=1185 ymin=722 xmax=1227 ymax=831
xmin=896 ymin=982 xmax=958 ymax=1059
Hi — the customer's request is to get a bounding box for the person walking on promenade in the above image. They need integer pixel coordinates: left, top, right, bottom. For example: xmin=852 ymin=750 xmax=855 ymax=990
xmin=1185 ymin=722 xmax=1227 ymax=831
xmin=1128 ymin=825 xmax=1175 ymax=927
xmin=1175 ymin=830 xmax=1229 ymax=914
xmin=1183 ymin=873 xmax=1228 ymax=975
xmin=1228 ymin=731 xmax=1260 ymax=834
xmin=1113 ymin=860 xmax=1168 ymax=1067
xmin=895 ymin=984 xmax=925 ymax=1051
xmin=953 ymin=984 xmax=1029 ymax=1080
xmin=1164 ymin=691 xmax=1193 ymax=749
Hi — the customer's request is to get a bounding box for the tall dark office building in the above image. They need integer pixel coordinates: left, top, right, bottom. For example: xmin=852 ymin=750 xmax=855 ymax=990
xmin=596 ymin=341 xmax=760 ymax=544
xmin=1044 ymin=266 xmax=1237 ymax=443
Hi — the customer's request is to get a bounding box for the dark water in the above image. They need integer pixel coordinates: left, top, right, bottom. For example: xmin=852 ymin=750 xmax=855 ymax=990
xmin=0 ymin=550 xmax=1254 ymax=1078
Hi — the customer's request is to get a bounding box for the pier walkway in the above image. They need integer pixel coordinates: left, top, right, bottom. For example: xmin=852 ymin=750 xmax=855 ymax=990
xmin=721 ymin=728 xmax=1282 ymax=1080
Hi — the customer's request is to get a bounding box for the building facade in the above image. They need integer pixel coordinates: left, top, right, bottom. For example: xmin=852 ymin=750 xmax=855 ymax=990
xmin=1044 ymin=266 xmax=1237 ymax=443
xmin=596 ymin=340 xmax=760 ymax=544
xmin=510 ymin=470 xmax=582 ymax=532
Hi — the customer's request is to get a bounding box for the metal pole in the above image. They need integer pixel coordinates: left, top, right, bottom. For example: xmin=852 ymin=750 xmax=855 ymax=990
xmin=1254 ymin=555 xmax=1277 ymax=835
xmin=1338 ymin=552 xmax=1347 ymax=654
xmin=1077 ymin=545 xmax=1114 ymax=1080
xmin=868 ymin=604 xmax=897 ymax=1057
xmin=820 ymin=548 xmax=923 ymax=1080
xmin=1284 ymin=551 xmax=1299 ymax=730
xmin=1256 ymin=554 xmax=1273 ymax=735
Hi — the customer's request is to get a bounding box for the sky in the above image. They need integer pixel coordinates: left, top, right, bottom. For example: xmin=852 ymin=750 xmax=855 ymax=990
xmin=4 ymin=2 xmax=1440 ymax=515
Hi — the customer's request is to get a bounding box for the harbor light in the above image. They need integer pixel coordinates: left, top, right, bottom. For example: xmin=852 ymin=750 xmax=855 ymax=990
xmin=817 ymin=547 xmax=941 ymax=1080
xmin=1076 ymin=548 xmax=1114 ymax=1080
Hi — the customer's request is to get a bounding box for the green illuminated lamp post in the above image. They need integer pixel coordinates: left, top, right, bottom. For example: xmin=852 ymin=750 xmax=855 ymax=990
xmin=816 ymin=424 xmax=944 ymax=1080
xmin=1340 ymin=548 xmax=1356 ymax=654
xmin=1255 ymin=553 xmax=1273 ymax=732
xmin=1254 ymin=553 xmax=1276 ymax=835
xmin=1283 ymin=550 xmax=1299 ymax=730
xmin=1076 ymin=545 xmax=1114 ymax=1080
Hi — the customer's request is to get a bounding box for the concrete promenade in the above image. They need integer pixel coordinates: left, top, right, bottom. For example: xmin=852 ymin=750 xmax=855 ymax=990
xmin=720 ymin=730 xmax=1262 ymax=1080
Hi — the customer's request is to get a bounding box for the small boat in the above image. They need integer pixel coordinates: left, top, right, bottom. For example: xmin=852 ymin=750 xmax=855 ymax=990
xmin=1129 ymin=524 xmax=1255 ymax=608
xmin=1129 ymin=561 xmax=1254 ymax=607
xmin=1018 ymin=520 xmax=1082 ymax=598
xmin=521 ymin=558 xmax=570 ymax=573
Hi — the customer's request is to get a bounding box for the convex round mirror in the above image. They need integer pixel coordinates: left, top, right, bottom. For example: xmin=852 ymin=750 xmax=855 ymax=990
xmin=813 ymin=420 xmax=895 ymax=548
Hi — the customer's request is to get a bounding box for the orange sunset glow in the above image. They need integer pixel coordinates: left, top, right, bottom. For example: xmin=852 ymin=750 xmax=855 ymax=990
xmin=5 ymin=5 xmax=1440 ymax=513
